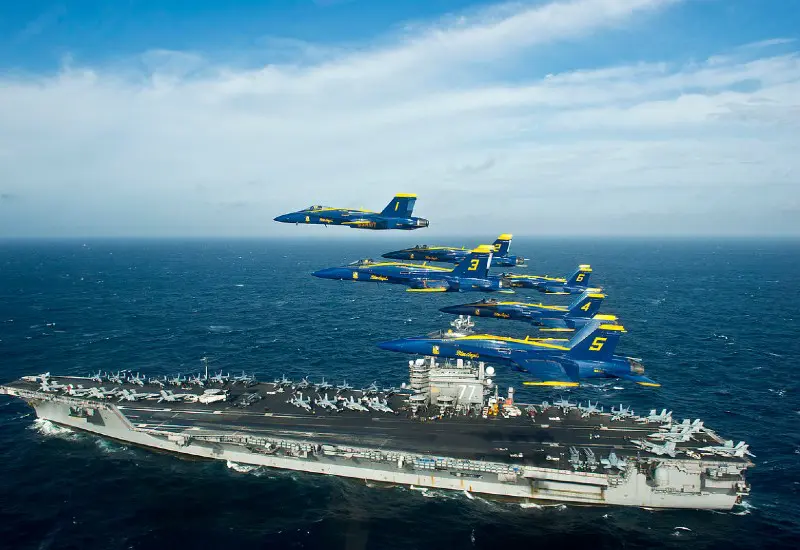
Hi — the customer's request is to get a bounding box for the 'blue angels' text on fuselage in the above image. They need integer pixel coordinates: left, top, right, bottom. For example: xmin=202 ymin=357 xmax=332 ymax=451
xmin=312 ymin=245 xmax=512 ymax=293
xmin=502 ymin=264 xmax=598 ymax=294
xmin=274 ymin=194 xmax=429 ymax=230
xmin=440 ymin=292 xmax=611 ymax=331
xmin=382 ymin=234 xmax=524 ymax=267
xmin=377 ymin=320 xmax=658 ymax=387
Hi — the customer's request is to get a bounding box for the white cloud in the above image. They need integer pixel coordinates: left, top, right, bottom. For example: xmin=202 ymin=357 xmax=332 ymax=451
xmin=0 ymin=0 xmax=799 ymax=237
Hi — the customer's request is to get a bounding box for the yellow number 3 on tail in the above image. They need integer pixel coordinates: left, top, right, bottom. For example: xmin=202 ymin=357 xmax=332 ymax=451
xmin=589 ymin=336 xmax=607 ymax=351
xmin=467 ymin=259 xmax=480 ymax=271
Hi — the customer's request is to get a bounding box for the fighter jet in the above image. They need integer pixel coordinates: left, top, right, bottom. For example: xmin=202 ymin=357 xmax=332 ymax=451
xmin=342 ymin=396 xmax=369 ymax=412
xmin=274 ymin=194 xmax=429 ymax=230
xmin=382 ymin=234 xmax=525 ymax=268
xmin=90 ymin=370 xmax=104 ymax=383
xmin=553 ymin=397 xmax=577 ymax=412
xmin=89 ymin=387 xmax=117 ymax=399
xmin=210 ymin=371 xmax=230 ymax=384
xmin=288 ymin=393 xmax=312 ymax=411
xmin=378 ymin=319 xmax=659 ymax=387
xmin=108 ymin=372 xmax=124 ymax=384
xmin=296 ymin=377 xmax=311 ymax=390
xmin=40 ymin=379 xmax=66 ymax=392
xmin=366 ymin=397 xmax=394 ymax=413
xmin=648 ymin=419 xmax=704 ymax=443
xmin=65 ymin=384 xmax=91 ymax=397
xmin=128 ymin=373 xmax=145 ymax=386
xmin=148 ymin=376 xmax=167 ymax=388
xmin=313 ymin=245 xmax=513 ymax=293
xmin=233 ymin=372 xmax=255 ymax=384
xmin=502 ymin=265 xmax=599 ymax=295
xmin=578 ymin=400 xmax=604 ymax=417
xmin=439 ymin=292 xmax=609 ymax=331
xmin=317 ymin=393 xmax=340 ymax=411
xmin=118 ymin=389 xmax=159 ymax=402
xmin=698 ymin=440 xmax=755 ymax=458
xmin=336 ymin=380 xmax=353 ymax=393
xmin=634 ymin=439 xmax=678 ymax=457
xmin=601 ymin=452 xmax=628 ymax=470
xmin=168 ymin=374 xmax=186 ymax=386
xmin=611 ymin=404 xmax=635 ymax=421
xmin=188 ymin=373 xmax=206 ymax=387
xmin=274 ymin=374 xmax=293 ymax=387
xmin=315 ymin=378 xmax=333 ymax=392
xmin=362 ymin=381 xmax=380 ymax=395
xmin=637 ymin=409 xmax=673 ymax=424
xmin=157 ymin=390 xmax=194 ymax=403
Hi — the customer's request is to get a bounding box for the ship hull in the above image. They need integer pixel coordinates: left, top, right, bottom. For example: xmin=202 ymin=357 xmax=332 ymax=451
xmin=14 ymin=392 xmax=742 ymax=510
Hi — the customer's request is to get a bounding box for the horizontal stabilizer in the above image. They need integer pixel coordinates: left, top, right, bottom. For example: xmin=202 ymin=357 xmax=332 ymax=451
xmin=406 ymin=278 xmax=449 ymax=292
xmin=616 ymin=373 xmax=661 ymax=387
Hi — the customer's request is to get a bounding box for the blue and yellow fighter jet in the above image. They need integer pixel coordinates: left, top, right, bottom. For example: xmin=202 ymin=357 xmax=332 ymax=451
xmin=502 ymin=264 xmax=597 ymax=294
xmin=312 ymin=245 xmax=513 ymax=293
xmin=381 ymin=234 xmax=525 ymax=268
xmin=439 ymin=291 xmax=611 ymax=331
xmin=377 ymin=319 xmax=658 ymax=387
xmin=273 ymin=194 xmax=429 ymax=230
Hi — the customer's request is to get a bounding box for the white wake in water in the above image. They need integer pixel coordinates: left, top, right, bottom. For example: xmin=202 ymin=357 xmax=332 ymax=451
xmin=30 ymin=418 xmax=77 ymax=439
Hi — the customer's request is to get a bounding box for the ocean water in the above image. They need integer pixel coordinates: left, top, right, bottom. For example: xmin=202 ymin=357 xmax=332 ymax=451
xmin=0 ymin=237 xmax=798 ymax=550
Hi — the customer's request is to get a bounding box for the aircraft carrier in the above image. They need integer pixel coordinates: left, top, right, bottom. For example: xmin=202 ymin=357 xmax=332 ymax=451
xmin=1 ymin=356 xmax=753 ymax=510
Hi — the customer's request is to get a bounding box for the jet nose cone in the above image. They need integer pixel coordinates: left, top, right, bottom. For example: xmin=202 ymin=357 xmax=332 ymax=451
xmin=439 ymin=305 xmax=469 ymax=315
xmin=377 ymin=339 xmax=409 ymax=353
xmin=274 ymin=214 xmax=291 ymax=223
xmin=312 ymin=267 xmax=350 ymax=280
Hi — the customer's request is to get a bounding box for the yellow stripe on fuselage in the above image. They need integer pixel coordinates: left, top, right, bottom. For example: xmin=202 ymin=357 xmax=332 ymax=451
xmin=454 ymin=334 xmax=570 ymax=351
xmin=355 ymin=261 xmax=451 ymax=271
xmin=523 ymin=381 xmax=580 ymax=387
xmin=406 ymin=288 xmax=448 ymax=292
xmin=489 ymin=301 xmax=568 ymax=311
xmin=504 ymin=274 xmax=567 ymax=282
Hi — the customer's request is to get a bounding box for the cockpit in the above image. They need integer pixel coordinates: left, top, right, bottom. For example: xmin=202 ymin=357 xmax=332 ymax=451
xmin=412 ymin=244 xmax=430 ymax=249
xmin=304 ymin=205 xmax=327 ymax=212
xmin=348 ymin=259 xmax=375 ymax=266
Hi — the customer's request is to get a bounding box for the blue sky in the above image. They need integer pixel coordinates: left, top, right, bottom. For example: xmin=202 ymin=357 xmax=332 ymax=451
xmin=1 ymin=0 xmax=799 ymax=237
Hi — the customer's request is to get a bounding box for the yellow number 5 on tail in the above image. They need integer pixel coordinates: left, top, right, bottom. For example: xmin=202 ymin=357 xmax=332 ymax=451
xmin=589 ymin=336 xmax=607 ymax=351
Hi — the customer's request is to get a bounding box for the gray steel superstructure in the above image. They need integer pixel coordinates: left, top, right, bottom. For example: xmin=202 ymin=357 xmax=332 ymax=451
xmin=1 ymin=358 xmax=752 ymax=510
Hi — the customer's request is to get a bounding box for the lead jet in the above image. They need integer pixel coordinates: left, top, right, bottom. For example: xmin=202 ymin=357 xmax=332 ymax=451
xmin=273 ymin=194 xmax=429 ymax=230
xmin=439 ymin=291 xmax=609 ymax=331
xmin=382 ymin=234 xmax=524 ymax=268
xmin=312 ymin=245 xmax=513 ymax=293
xmin=502 ymin=264 xmax=597 ymax=294
xmin=377 ymin=319 xmax=658 ymax=387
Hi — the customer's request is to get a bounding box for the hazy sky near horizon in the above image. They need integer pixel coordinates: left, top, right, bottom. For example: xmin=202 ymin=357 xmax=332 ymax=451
xmin=1 ymin=0 xmax=799 ymax=238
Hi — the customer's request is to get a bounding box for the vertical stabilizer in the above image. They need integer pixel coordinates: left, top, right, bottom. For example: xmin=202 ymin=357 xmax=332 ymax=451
xmin=381 ymin=194 xmax=417 ymax=218
xmin=451 ymin=245 xmax=493 ymax=278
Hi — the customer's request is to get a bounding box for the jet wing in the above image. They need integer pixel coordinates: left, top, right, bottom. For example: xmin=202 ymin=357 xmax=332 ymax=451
xmin=406 ymin=278 xmax=450 ymax=292
xmin=516 ymin=359 xmax=580 ymax=387
xmin=537 ymin=318 xmax=571 ymax=330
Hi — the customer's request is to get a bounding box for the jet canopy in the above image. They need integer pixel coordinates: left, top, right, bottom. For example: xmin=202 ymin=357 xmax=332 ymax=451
xmin=304 ymin=205 xmax=328 ymax=211
xmin=348 ymin=259 xmax=376 ymax=266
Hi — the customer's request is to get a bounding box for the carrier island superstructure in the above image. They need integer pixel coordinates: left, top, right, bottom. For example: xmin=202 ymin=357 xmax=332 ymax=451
xmin=1 ymin=357 xmax=752 ymax=510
